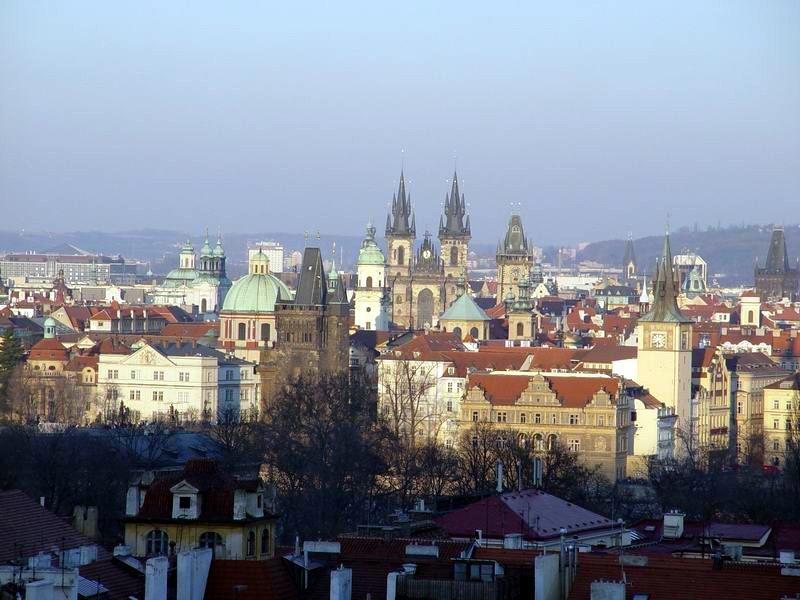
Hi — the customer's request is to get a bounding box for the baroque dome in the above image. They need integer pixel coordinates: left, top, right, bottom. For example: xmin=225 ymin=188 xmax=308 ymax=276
xmin=221 ymin=272 xmax=291 ymax=313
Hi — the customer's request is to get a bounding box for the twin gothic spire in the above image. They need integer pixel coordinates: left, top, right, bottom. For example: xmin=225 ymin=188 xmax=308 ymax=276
xmin=385 ymin=170 xmax=470 ymax=239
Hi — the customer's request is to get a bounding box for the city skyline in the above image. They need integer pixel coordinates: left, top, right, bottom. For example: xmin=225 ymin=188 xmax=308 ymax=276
xmin=2 ymin=1 xmax=799 ymax=244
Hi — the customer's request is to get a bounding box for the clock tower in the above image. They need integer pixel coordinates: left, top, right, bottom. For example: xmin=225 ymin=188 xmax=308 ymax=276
xmin=496 ymin=212 xmax=534 ymax=303
xmin=636 ymin=230 xmax=693 ymax=439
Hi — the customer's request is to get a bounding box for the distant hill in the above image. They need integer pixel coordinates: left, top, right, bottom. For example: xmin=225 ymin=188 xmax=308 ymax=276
xmin=577 ymin=224 xmax=800 ymax=285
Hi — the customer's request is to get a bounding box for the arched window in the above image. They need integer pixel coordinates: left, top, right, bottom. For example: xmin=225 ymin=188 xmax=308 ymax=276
xmin=450 ymin=246 xmax=459 ymax=267
xmin=453 ymin=327 xmax=462 ymax=339
xmin=261 ymin=528 xmax=270 ymax=555
xmin=516 ymin=322 xmax=524 ymax=337
xmin=199 ymin=532 xmax=223 ymax=556
xmin=260 ymin=323 xmax=271 ymax=341
xmin=246 ymin=531 xmax=256 ymax=557
xmin=534 ymin=433 xmax=544 ymax=451
xmin=547 ymin=434 xmax=558 ymax=451
xmin=520 ymin=434 xmax=530 ymax=450
xmin=748 ymin=310 xmax=754 ymax=323
xmin=469 ymin=327 xmax=479 ymax=339
xmin=397 ymin=246 xmax=405 ymax=266
xmin=237 ymin=323 xmax=247 ymax=340
xmin=146 ymin=530 xmax=169 ymax=556
xmin=366 ymin=276 xmax=373 ymax=288
xmin=201 ymin=298 xmax=207 ymax=313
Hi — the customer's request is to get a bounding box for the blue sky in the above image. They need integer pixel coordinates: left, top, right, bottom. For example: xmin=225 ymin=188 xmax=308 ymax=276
xmin=1 ymin=1 xmax=798 ymax=244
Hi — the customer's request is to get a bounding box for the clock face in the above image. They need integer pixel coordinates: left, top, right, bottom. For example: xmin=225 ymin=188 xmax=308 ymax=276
xmin=423 ymin=250 xmax=431 ymax=259
xmin=651 ymin=332 xmax=667 ymax=349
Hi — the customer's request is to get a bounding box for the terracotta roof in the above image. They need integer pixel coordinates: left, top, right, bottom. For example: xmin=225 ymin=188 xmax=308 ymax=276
xmin=380 ymin=332 xmax=465 ymax=361
xmin=205 ymin=558 xmax=298 ymax=600
xmin=578 ymin=345 xmax=637 ymax=364
xmin=467 ymin=372 xmax=619 ymax=407
xmin=28 ymin=337 xmax=70 ymax=362
xmin=63 ymin=355 xmax=98 ymax=371
xmin=159 ymin=322 xmax=217 ymax=338
xmin=568 ymin=553 xmax=800 ymax=600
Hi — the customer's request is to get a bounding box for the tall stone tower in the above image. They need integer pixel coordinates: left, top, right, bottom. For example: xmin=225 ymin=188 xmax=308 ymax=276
xmin=622 ymin=235 xmax=637 ymax=281
xmin=755 ymin=227 xmax=799 ymax=301
xmin=355 ymin=223 xmax=389 ymax=331
xmin=386 ymin=172 xmax=416 ymax=328
xmin=439 ymin=171 xmax=471 ymax=302
xmin=636 ymin=230 xmax=693 ymax=438
xmin=496 ymin=213 xmax=534 ymax=303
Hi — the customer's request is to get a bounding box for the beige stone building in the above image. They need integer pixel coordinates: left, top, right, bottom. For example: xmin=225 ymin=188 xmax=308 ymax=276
xmin=460 ymin=371 xmax=632 ymax=482
xmin=763 ymin=373 xmax=800 ymax=469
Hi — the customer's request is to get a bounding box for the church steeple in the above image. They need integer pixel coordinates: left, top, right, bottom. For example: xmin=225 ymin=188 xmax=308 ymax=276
xmin=385 ymin=171 xmax=415 ymax=237
xmin=439 ymin=171 xmax=470 ymax=237
xmin=640 ymin=230 xmax=690 ymax=323
xmin=622 ymin=234 xmax=637 ymax=280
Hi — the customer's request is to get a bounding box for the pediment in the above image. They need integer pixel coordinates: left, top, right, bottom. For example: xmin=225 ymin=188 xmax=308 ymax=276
xmin=123 ymin=343 xmax=175 ymax=367
xmin=170 ymin=480 xmax=200 ymax=494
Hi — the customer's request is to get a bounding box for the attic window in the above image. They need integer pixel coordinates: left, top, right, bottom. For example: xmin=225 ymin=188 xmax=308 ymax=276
xmin=448 ymin=367 xmax=455 ymax=375
xmin=179 ymin=496 xmax=191 ymax=509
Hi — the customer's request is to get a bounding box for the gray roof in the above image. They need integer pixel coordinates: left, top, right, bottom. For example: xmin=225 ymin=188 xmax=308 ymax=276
xmin=439 ymin=171 xmax=470 ymax=237
xmin=760 ymin=228 xmax=793 ymax=274
xmin=498 ymin=213 xmax=532 ymax=256
xmin=386 ymin=171 xmax=416 ymax=237
xmin=153 ymin=342 xmax=251 ymax=365
xmin=294 ymin=247 xmax=327 ymax=306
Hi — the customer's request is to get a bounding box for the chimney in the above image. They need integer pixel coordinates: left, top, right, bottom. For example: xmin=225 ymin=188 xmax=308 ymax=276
xmin=496 ymin=460 xmax=504 ymax=493
xmin=145 ymin=556 xmax=169 ymax=600
xmin=330 ymin=566 xmax=353 ymax=600
xmin=177 ymin=548 xmax=212 ymax=600
xmin=662 ymin=510 xmax=685 ymax=539
xmin=590 ymin=580 xmax=626 ymax=600
xmin=23 ymin=579 xmax=55 ymax=600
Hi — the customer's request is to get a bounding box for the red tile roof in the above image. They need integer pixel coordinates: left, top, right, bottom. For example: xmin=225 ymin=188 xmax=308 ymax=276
xmin=205 ymin=558 xmax=298 ymax=600
xmin=568 ymin=553 xmax=800 ymax=600
xmin=467 ymin=373 xmax=619 ymax=407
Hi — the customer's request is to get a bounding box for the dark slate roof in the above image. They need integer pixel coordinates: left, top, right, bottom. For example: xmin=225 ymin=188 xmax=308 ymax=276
xmin=622 ymin=236 xmax=636 ymax=269
xmin=151 ymin=341 xmax=249 ymax=364
xmin=0 ymin=490 xmax=144 ymax=600
xmin=498 ymin=213 xmax=531 ymax=256
xmin=763 ymin=227 xmax=791 ymax=273
xmin=206 ymin=558 xmax=299 ymax=600
xmin=293 ymin=247 xmax=327 ymax=306
xmin=439 ymin=171 xmax=470 ymax=237
xmin=385 ymin=171 xmax=415 ymax=236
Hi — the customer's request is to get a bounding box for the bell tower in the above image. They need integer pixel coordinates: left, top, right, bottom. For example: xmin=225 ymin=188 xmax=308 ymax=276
xmin=636 ymin=229 xmax=693 ymax=438
xmin=439 ymin=171 xmax=471 ymax=303
xmin=496 ymin=212 xmax=534 ymax=303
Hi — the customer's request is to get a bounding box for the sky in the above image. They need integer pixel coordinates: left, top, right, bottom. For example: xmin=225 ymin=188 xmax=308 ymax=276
xmin=1 ymin=1 xmax=799 ymax=245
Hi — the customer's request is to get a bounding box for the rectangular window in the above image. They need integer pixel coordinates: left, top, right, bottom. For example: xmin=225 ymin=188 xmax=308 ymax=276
xmin=569 ymin=414 xmax=579 ymax=425
xmin=129 ymin=390 xmax=136 ymax=401
xmin=131 ymin=370 xmax=137 ymax=380
xmin=598 ymin=415 xmax=605 ymax=426
xmin=774 ymin=399 xmax=780 ymax=410
xmin=472 ymin=411 xmax=479 ymax=422
xmin=788 ymin=401 xmax=793 ymax=411
xmin=496 ymin=412 xmax=507 ymax=423
xmin=773 ymin=439 xmax=780 ymax=451
xmin=774 ymin=419 xmax=780 ymax=429
xmin=568 ymin=439 xmax=580 ymax=452
xmin=520 ymin=413 xmax=526 ymax=424
xmin=447 ymin=400 xmax=453 ymax=412
xmin=550 ymin=413 xmax=557 ymax=424
xmin=457 ymin=382 xmax=463 ymax=392
xmin=179 ymin=496 xmax=191 ymax=509
xmin=226 ymin=370 xmax=233 ymax=381
xmin=737 ymin=402 xmax=743 ymax=415
xmin=447 ymin=382 xmax=453 ymax=393
xmin=534 ymin=413 xmax=542 ymax=424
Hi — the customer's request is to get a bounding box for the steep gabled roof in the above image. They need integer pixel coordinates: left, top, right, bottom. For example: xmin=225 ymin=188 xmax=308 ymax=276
xmin=293 ymin=247 xmax=327 ymax=306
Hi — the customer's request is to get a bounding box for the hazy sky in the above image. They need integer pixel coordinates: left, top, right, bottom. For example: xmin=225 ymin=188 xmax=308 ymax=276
xmin=1 ymin=1 xmax=799 ymax=245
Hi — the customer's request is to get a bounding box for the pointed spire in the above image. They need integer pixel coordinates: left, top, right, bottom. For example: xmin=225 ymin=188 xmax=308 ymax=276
xmin=386 ymin=171 xmax=415 ymax=237
xmin=640 ymin=228 xmax=690 ymax=323
xmin=440 ymin=170 xmax=469 ymax=238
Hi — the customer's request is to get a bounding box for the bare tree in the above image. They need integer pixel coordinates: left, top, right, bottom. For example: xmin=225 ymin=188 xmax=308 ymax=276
xmin=378 ymin=358 xmax=439 ymax=447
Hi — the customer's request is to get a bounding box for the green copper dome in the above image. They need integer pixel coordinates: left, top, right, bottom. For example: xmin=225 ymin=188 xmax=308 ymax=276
xmin=213 ymin=238 xmax=225 ymax=256
xmin=440 ymin=292 xmax=490 ymax=322
xmin=358 ymin=223 xmax=386 ymax=266
xmin=163 ymin=267 xmax=198 ymax=286
xmin=221 ymin=272 xmax=291 ymax=313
